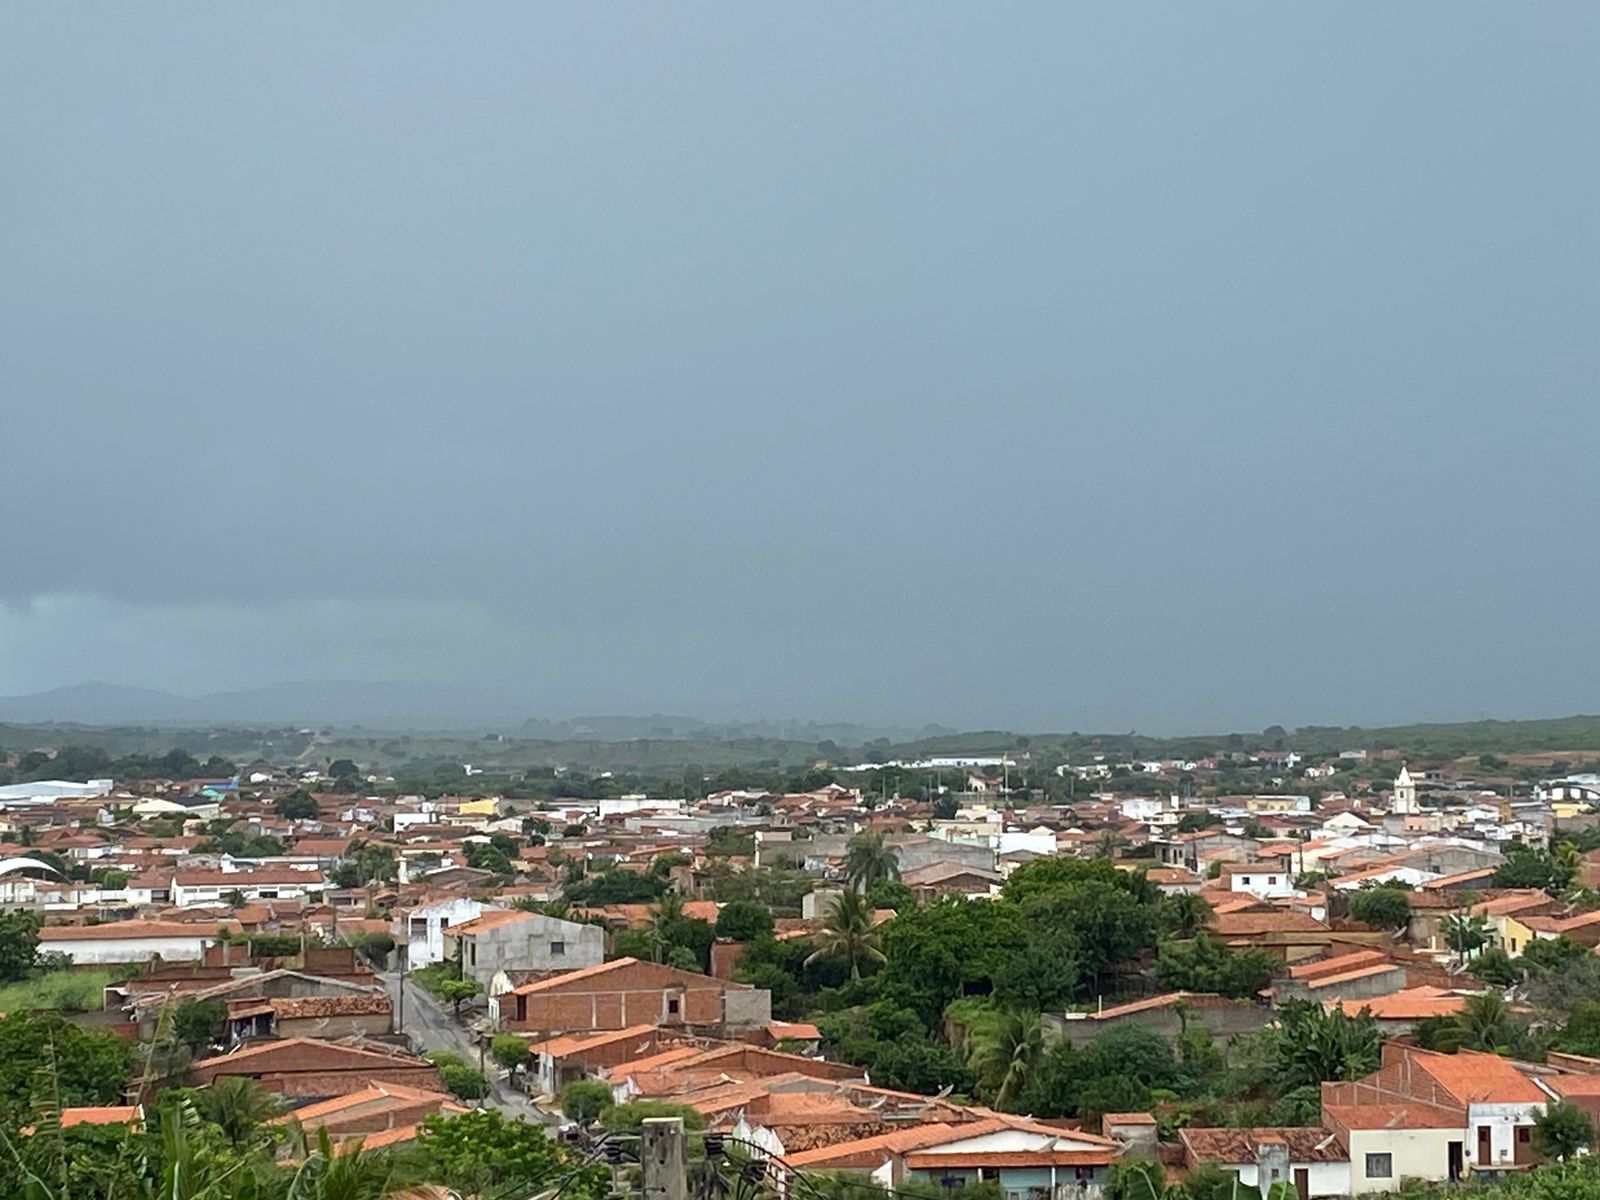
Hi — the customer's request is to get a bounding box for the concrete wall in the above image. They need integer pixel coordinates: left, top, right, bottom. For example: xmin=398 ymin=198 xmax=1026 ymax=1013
xmin=722 ymin=984 xmax=773 ymax=1028
xmin=1278 ymin=965 xmax=1407 ymax=1004
xmin=1048 ymin=998 xmax=1272 ymax=1048
xmin=461 ymin=914 xmax=605 ymax=988
xmin=891 ymin=835 xmax=996 ymax=873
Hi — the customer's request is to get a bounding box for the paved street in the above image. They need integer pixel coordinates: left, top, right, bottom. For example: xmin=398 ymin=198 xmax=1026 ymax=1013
xmin=381 ymin=970 xmax=551 ymax=1122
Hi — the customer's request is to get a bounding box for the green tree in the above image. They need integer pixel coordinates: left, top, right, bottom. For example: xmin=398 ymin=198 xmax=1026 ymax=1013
xmin=714 ymin=900 xmax=774 ymax=942
xmin=491 ymin=1034 xmax=531 ymax=1084
xmin=806 ymin=889 xmax=886 ymax=980
xmin=1107 ymin=1158 xmax=1166 ymax=1200
xmin=0 ymin=1012 xmax=133 ymax=1124
xmin=1155 ymin=934 xmax=1274 ymax=999
xmin=280 ymin=1124 xmax=404 ymax=1200
xmin=971 ymin=1009 xmax=1044 ymax=1110
xmin=1535 ymin=1100 xmax=1594 ymax=1161
xmin=1518 ymin=937 xmax=1590 ymax=974
xmin=413 ymin=1108 xmax=603 ymax=1199
xmin=992 ymin=939 xmax=1082 ymax=1011
xmin=666 ymin=945 xmax=702 ymax=972
xmin=1470 ymin=946 xmax=1518 ymax=986
xmin=1554 ymin=842 xmax=1583 ymax=892
xmin=880 ymin=896 xmax=1029 ymax=1027
xmin=172 ymin=997 xmax=227 ymax=1051
xmin=0 ymin=910 xmax=43 ymax=983
xmin=188 ymin=1076 xmax=287 ymax=1149
xmin=1274 ymin=1001 xmax=1379 ymax=1087
xmin=327 ymin=758 xmax=360 ymax=782
xmin=865 ymin=878 xmax=916 ymax=912
xmin=465 ymin=844 xmax=513 ymax=875
xmin=427 ymin=1051 xmax=489 ymax=1101
xmin=273 ymin=792 xmax=320 ymax=820
xmin=1451 ymin=992 xmax=1518 ymax=1053
xmin=1159 ymin=892 xmax=1213 ymax=940
xmin=1494 ymin=848 xmax=1557 ymax=892
xmin=1440 ymin=912 xmax=1489 ymax=959
xmin=436 ymin=978 xmax=482 ymax=1018
xmin=598 ymin=1100 xmax=705 ymax=1134
xmin=561 ymin=1079 xmax=614 ymax=1125
xmin=1348 ymin=885 xmax=1411 ymax=932
xmin=843 ymin=832 xmax=901 ymax=892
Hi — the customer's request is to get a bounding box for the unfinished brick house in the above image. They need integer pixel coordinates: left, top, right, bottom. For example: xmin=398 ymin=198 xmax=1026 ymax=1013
xmin=188 ymin=1037 xmax=443 ymax=1099
xmin=490 ymin=956 xmax=771 ymax=1035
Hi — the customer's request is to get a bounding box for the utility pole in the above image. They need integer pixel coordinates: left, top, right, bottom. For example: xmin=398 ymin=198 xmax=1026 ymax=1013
xmin=395 ymin=942 xmax=406 ymax=1037
xmin=642 ymin=1117 xmax=687 ymax=1200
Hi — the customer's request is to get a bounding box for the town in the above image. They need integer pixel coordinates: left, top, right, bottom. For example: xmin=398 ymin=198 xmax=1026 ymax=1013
xmin=4 ymin=725 xmax=1600 ymax=1200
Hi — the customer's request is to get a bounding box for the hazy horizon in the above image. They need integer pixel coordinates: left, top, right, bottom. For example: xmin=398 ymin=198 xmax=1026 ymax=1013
xmin=5 ymin=5 xmax=1598 ymax=732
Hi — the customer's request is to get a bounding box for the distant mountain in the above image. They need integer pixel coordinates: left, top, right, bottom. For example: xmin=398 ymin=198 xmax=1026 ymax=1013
xmin=0 ymin=682 xmax=943 ymax=744
xmin=0 ymin=681 xmax=525 ymax=729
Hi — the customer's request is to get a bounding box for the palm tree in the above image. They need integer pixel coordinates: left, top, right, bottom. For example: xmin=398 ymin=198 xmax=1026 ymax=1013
xmin=973 ymin=1010 xmax=1044 ymax=1110
xmin=805 ymin=889 xmax=886 ymax=980
xmin=652 ymin=890 xmax=686 ymax=925
xmin=1440 ymin=912 xmax=1489 ymax=962
xmin=843 ymin=832 xmax=900 ymax=893
xmin=1159 ymin=892 xmax=1213 ymax=940
xmin=1094 ymin=829 xmax=1124 ymax=860
xmin=642 ymin=891 xmax=686 ymax=964
xmin=1452 ymin=992 xmax=1515 ymax=1053
xmin=283 ymin=1126 xmax=405 ymax=1200
xmin=1553 ymin=842 xmax=1583 ymax=892
xmin=195 ymin=1076 xmax=287 ymax=1149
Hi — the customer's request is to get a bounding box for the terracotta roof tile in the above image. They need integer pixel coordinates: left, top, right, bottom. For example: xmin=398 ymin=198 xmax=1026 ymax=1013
xmin=1180 ymin=1127 xmax=1347 ymax=1164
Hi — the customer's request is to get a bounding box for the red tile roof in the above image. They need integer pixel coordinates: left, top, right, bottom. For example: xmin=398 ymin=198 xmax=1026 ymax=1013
xmin=1180 ymin=1127 xmax=1347 ymax=1164
xmin=1408 ymin=1047 xmax=1547 ymax=1104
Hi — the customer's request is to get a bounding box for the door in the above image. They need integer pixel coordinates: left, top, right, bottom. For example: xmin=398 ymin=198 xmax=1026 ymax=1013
xmin=1293 ymin=1168 xmax=1308 ymax=1200
xmin=1449 ymin=1141 xmax=1463 ymax=1182
xmin=1477 ymin=1126 xmax=1492 ymax=1166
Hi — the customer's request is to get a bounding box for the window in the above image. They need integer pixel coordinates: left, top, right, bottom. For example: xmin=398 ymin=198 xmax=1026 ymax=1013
xmin=1517 ymin=1128 xmax=1531 ymax=1144
xmin=1366 ymin=1154 xmax=1393 ymax=1179
xmin=1241 ymin=876 xmax=1252 ymax=885
xmin=550 ymin=940 xmax=565 ymax=956
xmin=409 ymin=918 xmax=427 ymax=936
xmin=468 ymin=941 xmax=476 ymax=966
xmin=667 ymin=997 xmax=680 ymax=1016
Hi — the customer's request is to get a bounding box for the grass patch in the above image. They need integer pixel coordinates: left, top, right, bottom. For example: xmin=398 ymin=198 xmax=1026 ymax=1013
xmin=0 ymin=970 xmax=117 ymax=1013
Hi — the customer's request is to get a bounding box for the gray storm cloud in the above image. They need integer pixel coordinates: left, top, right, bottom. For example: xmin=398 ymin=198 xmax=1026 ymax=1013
xmin=2 ymin=4 xmax=1597 ymax=730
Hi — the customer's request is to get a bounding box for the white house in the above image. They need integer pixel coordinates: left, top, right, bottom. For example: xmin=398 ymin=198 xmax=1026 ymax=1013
xmin=39 ymin=920 xmax=233 ymax=965
xmin=397 ymin=896 xmax=492 ymax=966
xmin=1220 ymin=862 xmax=1297 ymax=900
xmin=168 ymin=865 xmax=326 ymax=907
xmin=1180 ymin=1128 xmax=1349 ymax=1199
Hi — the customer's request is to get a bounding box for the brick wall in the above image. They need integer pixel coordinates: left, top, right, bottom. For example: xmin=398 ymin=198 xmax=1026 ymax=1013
xmin=504 ymin=960 xmax=756 ymax=1033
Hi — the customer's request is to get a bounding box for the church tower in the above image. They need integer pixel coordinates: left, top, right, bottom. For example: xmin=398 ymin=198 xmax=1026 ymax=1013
xmin=1392 ymin=764 xmax=1418 ymax=815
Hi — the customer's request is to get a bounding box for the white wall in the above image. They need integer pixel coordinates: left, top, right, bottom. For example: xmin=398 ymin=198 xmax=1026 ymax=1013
xmin=1468 ymin=1102 xmax=1542 ymax=1168
xmin=43 ymin=935 xmax=217 ymax=965
xmin=1232 ymin=1162 xmax=1349 ymax=1198
xmin=1346 ymin=1128 xmax=1461 ymax=1194
xmin=402 ymin=897 xmax=490 ymax=965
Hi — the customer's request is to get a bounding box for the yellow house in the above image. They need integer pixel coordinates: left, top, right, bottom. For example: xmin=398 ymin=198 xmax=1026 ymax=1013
xmin=1499 ymin=914 xmax=1536 ymax=957
xmin=455 ymin=798 xmax=500 ymax=818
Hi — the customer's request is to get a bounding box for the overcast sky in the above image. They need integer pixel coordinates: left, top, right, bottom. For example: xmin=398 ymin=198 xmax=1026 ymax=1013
xmin=2 ymin=5 xmax=1597 ymax=732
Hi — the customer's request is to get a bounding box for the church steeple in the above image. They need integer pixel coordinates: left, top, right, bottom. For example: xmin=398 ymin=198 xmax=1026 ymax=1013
xmin=1392 ymin=763 xmax=1418 ymax=815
